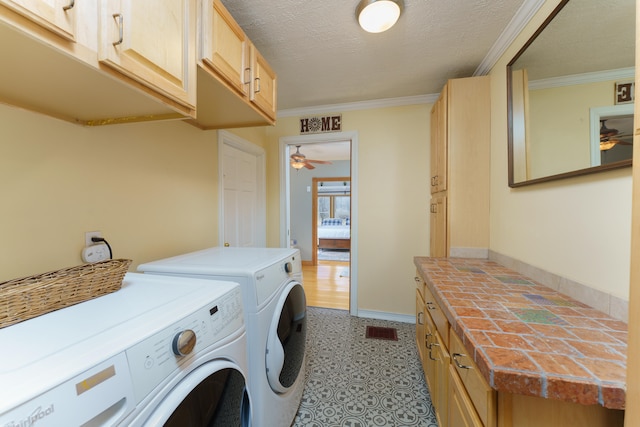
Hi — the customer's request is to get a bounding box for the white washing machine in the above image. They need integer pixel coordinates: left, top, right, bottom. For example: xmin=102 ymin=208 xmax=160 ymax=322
xmin=138 ymin=247 xmax=306 ymax=427
xmin=0 ymin=273 xmax=251 ymax=427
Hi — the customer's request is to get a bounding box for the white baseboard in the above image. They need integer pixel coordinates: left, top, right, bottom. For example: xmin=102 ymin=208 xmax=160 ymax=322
xmin=356 ymin=309 xmax=414 ymax=324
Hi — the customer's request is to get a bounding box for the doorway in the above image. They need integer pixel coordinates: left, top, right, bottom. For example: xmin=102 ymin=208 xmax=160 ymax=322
xmin=312 ymin=177 xmax=351 ymax=266
xmin=279 ymin=132 xmax=359 ymax=315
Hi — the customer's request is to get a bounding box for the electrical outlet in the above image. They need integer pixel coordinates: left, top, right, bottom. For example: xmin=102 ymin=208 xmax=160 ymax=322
xmin=85 ymin=231 xmax=102 ymax=246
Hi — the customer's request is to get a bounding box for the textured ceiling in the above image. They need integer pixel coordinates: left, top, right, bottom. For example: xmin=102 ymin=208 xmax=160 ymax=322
xmin=513 ymin=0 xmax=635 ymax=80
xmin=221 ymin=0 xmax=527 ymax=111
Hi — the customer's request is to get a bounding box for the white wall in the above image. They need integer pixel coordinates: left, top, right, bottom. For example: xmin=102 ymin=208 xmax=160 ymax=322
xmin=489 ymin=0 xmax=632 ymax=306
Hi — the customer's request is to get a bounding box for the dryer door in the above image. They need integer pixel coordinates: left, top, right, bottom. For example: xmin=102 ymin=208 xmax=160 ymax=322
xmin=143 ymin=360 xmax=251 ymax=427
xmin=265 ymin=281 xmax=307 ymax=394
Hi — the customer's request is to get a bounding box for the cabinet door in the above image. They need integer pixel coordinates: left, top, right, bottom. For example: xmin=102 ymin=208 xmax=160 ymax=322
xmin=99 ymin=0 xmax=195 ymax=112
xmin=201 ymin=0 xmax=249 ymax=96
xmin=430 ymin=90 xmax=448 ymax=194
xmin=1 ymin=0 xmax=76 ymax=40
xmin=416 ymin=289 xmax=426 ymax=361
xmin=430 ymin=194 xmax=447 ymax=257
xmin=422 ymin=310 xmax=437 ymax=395
xmin=250 ymin=43 xmax=276 ymax=120
xmin=429 ymin=332 xmax=450 ymax=427
xmin=449 ymin=364 xmax=484 ymax=427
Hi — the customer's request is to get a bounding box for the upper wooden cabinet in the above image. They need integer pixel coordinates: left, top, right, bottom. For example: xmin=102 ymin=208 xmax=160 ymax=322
xmin=193 ymin=0 xmax=276 ymax=129
xmin=98 ymin=0 xmax=197 ymax=117
xmin=0 ymin=1 xmax=195 ymax=124
xmin=0 ymin=0 xmax=276 ymax=127
xmin=201 ymin=0 xmax=249 ymax=97
xmin=250 ymin=44 xmax=277 ymax=120
xmin=0 ymin=0 xmax=76 ymax=41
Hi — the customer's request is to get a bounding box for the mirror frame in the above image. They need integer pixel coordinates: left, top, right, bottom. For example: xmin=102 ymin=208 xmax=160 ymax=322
xmin=507 ymin=0 xmax=633 ymax=188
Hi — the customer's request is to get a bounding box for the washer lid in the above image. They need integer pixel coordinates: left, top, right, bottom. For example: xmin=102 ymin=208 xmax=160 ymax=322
xmin=0 ymin=273 xmax=240 ymax=413
xmin=137 ymin=246 xmax=299 ymax=276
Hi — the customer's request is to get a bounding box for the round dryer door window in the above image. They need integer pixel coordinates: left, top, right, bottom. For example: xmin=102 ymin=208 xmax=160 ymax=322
xmin=265 ymin=282 xmax=307 ymax=394
xmin=146 ymin=362 xmax=251 ymax=427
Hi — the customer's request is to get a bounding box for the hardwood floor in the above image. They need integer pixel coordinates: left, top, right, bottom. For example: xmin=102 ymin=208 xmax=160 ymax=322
xmin=302 ymin=260 xmax=349 ymax=310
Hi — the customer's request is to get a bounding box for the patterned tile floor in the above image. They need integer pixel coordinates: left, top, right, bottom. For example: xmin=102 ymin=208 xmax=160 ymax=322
xmin=292 ymin=307 xmax=438 ymax=427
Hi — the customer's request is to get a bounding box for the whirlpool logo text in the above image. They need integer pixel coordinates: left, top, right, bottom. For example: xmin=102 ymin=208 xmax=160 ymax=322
xmin=3 ymin=405 xmax=54 ymax=427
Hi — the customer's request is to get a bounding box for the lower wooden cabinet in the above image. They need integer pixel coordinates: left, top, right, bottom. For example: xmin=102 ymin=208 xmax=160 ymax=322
xmin=414 ymin=271 xmax=624 ymax=427
xmin=429 ymin=330 xmax=450 ymax=427
xmin=449 ymin=330 xmax=496 ymax=427
xmin=449 ymin=364 xmax=484 ymax=427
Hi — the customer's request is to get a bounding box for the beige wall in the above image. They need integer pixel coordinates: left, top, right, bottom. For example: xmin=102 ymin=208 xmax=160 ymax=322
xmin=489 ymin=0 xmax=632 ymax=301
xmin=0 ymin=103 xmax=267 ymax=281
xmin=266 ymin=105 xmax=430 ymax=316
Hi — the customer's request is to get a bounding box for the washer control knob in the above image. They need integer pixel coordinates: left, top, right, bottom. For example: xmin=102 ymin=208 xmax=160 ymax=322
xmin=284 ymin=262 xmax=293 ymax=274
xmin=172 ymin=329 xmax=196 ymax=356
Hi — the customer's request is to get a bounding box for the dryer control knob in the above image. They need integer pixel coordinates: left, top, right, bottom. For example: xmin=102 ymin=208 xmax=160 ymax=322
xmin=172 ymin=329 xmax=197 ymax=356
xmin=284 ymin=262 xmax=293 ymax=273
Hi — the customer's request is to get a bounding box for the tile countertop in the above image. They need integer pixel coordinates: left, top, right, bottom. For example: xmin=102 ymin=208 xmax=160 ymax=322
xmin=414 ymin=257 xmax=626 ymax=410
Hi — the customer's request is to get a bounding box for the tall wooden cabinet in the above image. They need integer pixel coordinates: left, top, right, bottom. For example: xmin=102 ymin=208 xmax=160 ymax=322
xmin=625 ymin=1 xmax=640 ymax=425
xmin=429 ymin=76 xmax=491 ymax=258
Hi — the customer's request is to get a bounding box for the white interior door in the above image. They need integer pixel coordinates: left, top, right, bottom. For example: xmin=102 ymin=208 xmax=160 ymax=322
xmin=219 ymin=131 xmax=266 ymax=247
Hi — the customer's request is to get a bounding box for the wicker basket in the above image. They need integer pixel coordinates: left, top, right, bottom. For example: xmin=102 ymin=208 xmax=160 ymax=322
xmin=0 ymin=259 xmax=131 ymax=328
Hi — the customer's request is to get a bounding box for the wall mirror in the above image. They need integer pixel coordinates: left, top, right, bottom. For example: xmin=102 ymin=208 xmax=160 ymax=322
xmin=507 ymin=0 xmax=635 ymax=187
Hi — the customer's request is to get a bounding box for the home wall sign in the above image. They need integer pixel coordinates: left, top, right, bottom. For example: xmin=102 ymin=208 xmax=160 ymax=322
xmin=300 ymin=114 xmax=342 ymax=134
xmin=615 ymin=81 xmax=634 ymax=104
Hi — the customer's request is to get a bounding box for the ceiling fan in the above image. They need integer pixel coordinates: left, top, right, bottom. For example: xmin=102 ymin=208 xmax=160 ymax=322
xmin=290 ymin=145 xmax=332 ymax=170
xmin=600 ymin=119 xmax=633 ymax=151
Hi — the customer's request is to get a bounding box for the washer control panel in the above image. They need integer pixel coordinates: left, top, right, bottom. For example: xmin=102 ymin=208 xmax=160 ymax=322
xmin=126 ymin=286 xmax=243 ymax=404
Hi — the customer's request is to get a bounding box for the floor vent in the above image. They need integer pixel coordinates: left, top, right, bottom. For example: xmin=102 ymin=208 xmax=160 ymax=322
xmin=365 ymin=326 xmax=398 ymax=341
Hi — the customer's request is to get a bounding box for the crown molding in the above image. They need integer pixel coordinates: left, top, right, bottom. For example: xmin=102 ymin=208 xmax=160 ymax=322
xmin=528 ymin=67 xmax=635 ymax=90
xmin=277 ymin=93 xmax=439 ymax=118
xmin=474 ymin=0 xmax=545 ymax=76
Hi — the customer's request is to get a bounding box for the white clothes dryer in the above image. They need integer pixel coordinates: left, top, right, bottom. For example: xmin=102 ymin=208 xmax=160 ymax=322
xmin=0 ymin=273 xmax=251 ymax=427
xmin=138 ymin=247 xmax=307 ymax=427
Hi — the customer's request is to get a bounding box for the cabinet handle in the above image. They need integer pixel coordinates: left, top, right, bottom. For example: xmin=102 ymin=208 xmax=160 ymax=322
xmin=417 ymin=311 xmax=424 ymax=325
xmin=113 ymin=13 xmax=124 ymax=46
xmin=425 ymin=332 xmax=432 ymax=349
xmin=428 ymin=342 xmax=440 ymax=361
xmin=452 ymin=353 xmax=472 ymax=369
xmin=254 ymin=77 xmax=261 ymax=93
xmin=63 ymin=0 xmax=74 ymax=11
xmin=414 ymin=276 xmax=420 ymax=282
xmin=426 ymin=301 xmax=436 ymax=310
xmin=243 ymin=68 xmax=251 ymax=85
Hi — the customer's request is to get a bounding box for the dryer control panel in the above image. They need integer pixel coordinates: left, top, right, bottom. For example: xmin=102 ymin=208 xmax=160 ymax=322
xmin=126 ymin=286 xmax=244 ymax=405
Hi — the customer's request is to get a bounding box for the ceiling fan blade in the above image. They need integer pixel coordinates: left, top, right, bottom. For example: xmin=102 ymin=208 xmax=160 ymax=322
xmin=303 ymin=162 xmax=316 ymax=170
xmin=306 ymin=159 xmax=332 ymax=164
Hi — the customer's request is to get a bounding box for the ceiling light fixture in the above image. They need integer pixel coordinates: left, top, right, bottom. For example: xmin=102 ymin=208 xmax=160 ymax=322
xmin=356 ymin=0 xmax=403 ymax=33
xmin=291 ymin=160 xmax=305 ymax=170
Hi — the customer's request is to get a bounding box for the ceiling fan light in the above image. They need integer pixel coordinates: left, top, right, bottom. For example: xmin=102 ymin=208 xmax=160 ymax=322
xmin=291 ymin=161 xmax=305 ymax=170
xmin=356 ymin=0 xmax=402 ymax=33
xmin=600 ymin=140 xmax=618 ymax=151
